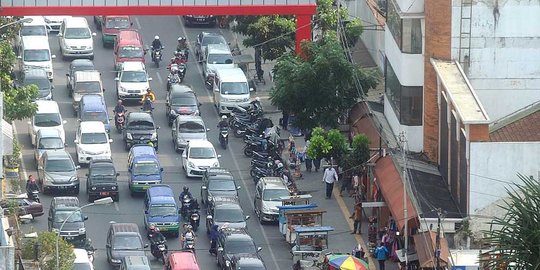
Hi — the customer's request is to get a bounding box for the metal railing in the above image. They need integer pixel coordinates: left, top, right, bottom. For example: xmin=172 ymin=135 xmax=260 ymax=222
xmin=1 ymin=0 xmax=315 ymax=6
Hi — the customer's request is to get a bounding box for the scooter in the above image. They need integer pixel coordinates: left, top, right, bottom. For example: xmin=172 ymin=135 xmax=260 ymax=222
xmin=219 ymin=127 xmax=229 ymax=149
xmin=190 ymin=209 xmax=200 ymax=231
xmin=114 ymin=111 xmax=125 ymax=133
xmin=183 ymin=234 xmax=195 ymax=252
xmin=153 ymin=47 xmax=163 ymax=68
xmin=142 ymin=99 xmax=154 ymax=114
xmin=30 ymin=190 xmax=40 ymax=203
xmin=151 ymin=240 xmax=168 ymax=264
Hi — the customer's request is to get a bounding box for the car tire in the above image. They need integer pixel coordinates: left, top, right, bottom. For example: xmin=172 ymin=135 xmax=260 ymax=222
xmin=113 ymin=193 xmax=119 ymax=202
xmin=125 ymin=143 xmax=130 ymax=151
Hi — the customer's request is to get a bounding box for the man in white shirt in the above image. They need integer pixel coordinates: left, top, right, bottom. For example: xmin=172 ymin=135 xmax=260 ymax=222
xmin=322 ymin=165 xmax=338 ymax=199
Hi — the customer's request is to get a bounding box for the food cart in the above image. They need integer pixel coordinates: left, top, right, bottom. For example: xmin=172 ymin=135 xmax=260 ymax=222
xmin=278 ymin=203 xmax=318 ymax=236
xmin=285 ymin=209 xmax=326 ymax=244
xmin=281 ymin=194 xmax=313 ymax=206
xmin=291 ymin=226 xmax=334 ymax=268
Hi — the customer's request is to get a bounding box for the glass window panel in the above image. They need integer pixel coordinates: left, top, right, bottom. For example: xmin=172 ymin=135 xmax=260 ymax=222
xmin=386 ymin=0 xmax=402 ymax=50
xmin=402 ymin=18 xmax=422 ymax=54
xmin=400 ymin=86 xmax=423 ymax=126
xmin=385 ymin=58 xmax=401 ymax=118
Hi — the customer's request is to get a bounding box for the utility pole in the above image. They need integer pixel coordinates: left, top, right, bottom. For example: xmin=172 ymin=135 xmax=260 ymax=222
xmin=435 ymin=208 xmax=443 ymax=270
xmin=399 ymin=131 xmax=408 ymax=269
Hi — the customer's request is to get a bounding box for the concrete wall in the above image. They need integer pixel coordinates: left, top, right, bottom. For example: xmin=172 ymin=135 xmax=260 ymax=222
xmin=469 ymin=142 xmax=540 ymax=214
xmin=451 ymin=0 xmax=540 ymax=121
xmin=384 ymin=97 xmax=424 ymax=151
xmin=0 ymin=216 xmax=15 ymax=270
xmin=345 ymin=0 xmax=385 ymax=73
xmin=385 ymin=26 xmax=425 ymax=86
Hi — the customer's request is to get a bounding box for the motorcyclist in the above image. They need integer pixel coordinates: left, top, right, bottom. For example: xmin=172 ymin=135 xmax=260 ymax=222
xmin=250 ymin=96 xmax=262 ymax=112
xmin=179 ymin=186 xmax=193 ymax=201
xmin=217 ymin=115 xmax=229 ymax=129
xmin=25 ymin=175 xmax=39 ymax=199
xmin=148 ymin=225 xmax=166 ymax=255
xmin=113 ymin=100 xmax=126 ymax=122
xmin=170 ymin=51 xmax=187 ymax=66
xmin=182 ymin=225 xmax=196 ymax=249
xmin=151 ymin=36 xmax=163 ymax=60
xmin=176 ymin=37 xmax=189 ymax=60
xmin=209 ymin=224 xmax=219 ymax=255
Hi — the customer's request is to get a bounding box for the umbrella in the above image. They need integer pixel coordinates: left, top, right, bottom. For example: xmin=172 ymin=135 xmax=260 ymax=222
xmin=327 ymin=254 xmax=369 ymax=270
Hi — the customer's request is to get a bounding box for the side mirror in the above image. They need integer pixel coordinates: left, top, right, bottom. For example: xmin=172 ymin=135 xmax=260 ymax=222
xmin=199 ymin=102 xmax=202 ymax=107
xmin=128 ymin=168 xmax=132 ymax=172
xmin=201 ymin=186 xmax=207 ymax=190
xmin=148 ymin=77 xmax=153 ymax=81
xmin=114 ymin=77 xmax=120 ymax=81
xmin=62 ymin=120 xmax=67 ymax=124
xmin=245 ymin=215 xmax=250 ymax=220
xmin=38 ymin=166 xmax=43 ymax=170
xmin=217 ymin=155 xmax=222 ymax=158
xmin=76 ymin=165 xmax=81 ymax=169
xmin=207 ymin=215 xmax=213 ymax=220
xmin=257 ymin=247 xmax=263 ymax=252
xmin=249 ymin=88 xmax=254 ymax=92
xmin=116 ymin=172 xmax=120 ymax=176
xmin=92 ymin=32 xmax=97 ymax=36
xmin=57 ymin=33 xmax=63 ymax=37
xmin=17 ymin=55 xmax=22 ymax=59
xmin=144 ymin=210 xmax=148 ymax=214
xmin=84 ymin=216 xmax=89 ymax=220
xmin=103 ymin=88 xmax=106 ymax=92
xmin=206 ymin=128 xmax=211 ymax=132
xmin=74 ymin=140 xmax=78 ymax=144
xmin=160 ymin=168 xmax=164 ymax=172
xmin=108 ymin=139 xmax=113 ymax=143
xmin=217 ymin=247 xmax=224 ymax=252
xmin=51 ymin=55 xmax=57 ymax=59
xmin=65 ymin=73 xmax=69 ymax=77
xmin=48 ymin=217 xmax=52 ymax=221
xmin=144 ymin=244 xmax=149 ymax=248
xmin=236 ymin=186 xmax=241 ymax=190
xmin=156 ymin=126 xmax=160 ymax=129
xmin=214 ymin=88 xmax=219 ymax=92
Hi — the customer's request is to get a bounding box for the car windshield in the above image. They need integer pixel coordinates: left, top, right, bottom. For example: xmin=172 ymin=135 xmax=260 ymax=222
xmin=225 ymin=239 xmax=257 ymax=254
xmin=54 ymin=210 xmax=83 ymax=223
xmin=80 ymin=132 xmax=108 ymax=144
xmin=171 ymin=96 xmax=197 ymax=106
xmin=215 ymin=207 xmax=244 ymax=223
xmin=81 ymin=111 xmax=108 ymax=123
xmin=263 ymin=189 xmax=290 ymax=201
xmin=21 ymin=25 xmax=47 ymax=36
xmin=73 ymin=263 xmax=93 ymax=270
xmin=127 ymin=120 xmax=154 ymax=129
xmin=121 ymin=71 xmax=147 ymax=82
xmin=178 ymin=122 xmax=205 ymax=133
xmin=24 ymin=79 xmax=50 ymax=90
xmin=38 ymin=138 xmax=64 ymax=149
xmin=133 ymin=162 xmax=160 ymax=175
xmin=208 ymin=180 xmax=236 ymax=191
xmin=221 ymin=82 xmax=249 ymax=95
xmin=72 ymin=64 xmax=95 ymax=74
xmin=207 ymin=54 xmax=233 ymax=65
xmin=105 ymin=17 xmax=131 ymax=29
xmin=45 ymin=158 xmax=75 ymax=172
xmin=119 ymin=46 xmax=144 ymax=58
xmin=149 ymin=205 xmax=177 ymax=217
xmin=189 ymin=147 xmax=215 ymax=159
xmin=112 ymin=235 xmax=143 ymax=250
xmin=202 ymin=36 xmax=226 ymax=47
xmin=74 ymin=81 xmax=101 ymax=93
xmin=34 ymin=113 xmax=62 ymax=127
xmin=91 ymin=165 xmax=115 ymax=176
xmin=23 ymin=49 xmax=50 ymax=62
xmin=64 ymin=27 xmax=91 ymax=39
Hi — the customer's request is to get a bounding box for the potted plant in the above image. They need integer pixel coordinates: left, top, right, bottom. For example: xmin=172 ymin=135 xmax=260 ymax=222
xmin=5 ymin=139 xmax=21 ymax=178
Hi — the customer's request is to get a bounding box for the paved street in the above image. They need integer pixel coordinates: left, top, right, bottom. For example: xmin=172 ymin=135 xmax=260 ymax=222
xmin=13 ymin=15 xmax=364 ymax=270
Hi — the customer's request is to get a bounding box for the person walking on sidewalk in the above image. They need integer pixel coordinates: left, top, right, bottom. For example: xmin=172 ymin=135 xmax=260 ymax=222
xmin=349 ymin=201 xmax=362 ymax=234
xmin=374 ymin=241 xmax=389 ymax=270
xmin=322 ymin=165 xmax=338 ymax=199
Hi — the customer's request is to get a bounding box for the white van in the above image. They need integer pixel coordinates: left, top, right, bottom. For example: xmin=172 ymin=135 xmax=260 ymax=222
xmin=203 ymin=43 xmax=234 ymax=79
xmin=58 ymin=17 xmax=96 ymax=60
xmin=213 ymin=68 xmax=253 ymax=115
xmin=16 ymin=16 xmax=48 ymax=49
xmin=74 ymin=121 xmax=112 ymax=164
xmin=28 ymin=100 xmax=67 ymax=146
xmin=18 ymin=36 xmax=56 ymax=80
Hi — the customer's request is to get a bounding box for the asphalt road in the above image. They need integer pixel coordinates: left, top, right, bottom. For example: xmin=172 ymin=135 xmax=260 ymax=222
xmin=16 ymin=15 xmax=292 ymax=270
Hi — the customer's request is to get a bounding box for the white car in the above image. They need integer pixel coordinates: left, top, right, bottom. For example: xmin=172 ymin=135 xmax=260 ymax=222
xmin=43 ymin=16 xmax=72 ymax=32
xmin=182 ymin=140 xmax=220 ymax=177
xmin=28 ymin=100 xmax=67 ymax=146
xmin=115 ymin=61 xmax=152 ymax=102
xmin=58 ymin=17 xmax=96 ymax=60
xmin=74 ymin=121 xmax=112 ymax=165
xmin=73 ymin=248 xmax=94 ymax=269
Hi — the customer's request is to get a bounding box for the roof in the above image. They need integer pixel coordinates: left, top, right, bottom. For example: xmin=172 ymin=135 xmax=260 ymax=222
xmin=23 ymin=68 xmax=48 ymax=78
xmin=276 ymin=203 xmax=318 ymax=211
xmin=413 ymin=231 xmax=450 ymax=268
xmin=110 ymin=222 xmax=140 ymax=233
xmin=207 ymin=43 xmax=232 ymax=54
xmin=63 ymin=17 xmax=89 ymax=27
xmin=74 ymin=70 xmax=101 ymax=82
xmin=80 ymin=94 xmax=104 ymax=104
xmin=170 ymin=84 xmax=194 ymax=93
xmin=89 ymin=158 xmax=114 ymax=166
xmin=35 ymin=100 xmax=60 ymax=113
xmin=121 ymin=61 xmax=145 ymax=71
xmin=127 ymin=111 xmax=153 ymax=121
xmin=220 ymin=227 xmax=250 ymax=238
xmin=130 ymin=144 xmax=157 ymax=156
xmin=70 ymin=59 xmax=95 ymax=68
xmin=489 ymin=101 xmax=540 ymax=142
xmin=23 ymin=16 xmax=47 ymax=25
xmin=430 ymin=59 xmax=490 ymax=124
xmin=36 ymin=128 xmax=61 ymax=138
xmin=147 ymin=185 xmax=175 ymax=199
xmin=260 ymin=177 xmax=288 ymax=189
xmin=234 ymin=255 xmax=265 ymax=267
xmin=44 ymin=149 xmax=72 ymax=160
xmin=123 ymin=255 xmax=150 ymax=268
xmin=215 ymin=68 xmax=247 ymax=82
xmin=21 ymin=36 xmax=50 ymax=49
xmin=52 ymin=196 xmax=79 ymax=208
xmin=169 ymin=251 xmax=198 ymax=268
xmin=213 ymin=196 xmax=240 ymax=206
xmin=79 ymin=121 xmax=106 ymax=132
xmin=293 ymin=226 xmax=334 ymax=233
xmin=188 ymin=139 xmax=214 ymax=148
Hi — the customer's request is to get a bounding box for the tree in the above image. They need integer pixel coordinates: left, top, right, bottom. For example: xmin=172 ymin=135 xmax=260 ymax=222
xmin=481 ymin=174 xmax=540 ymax=269
xmin=22 ymin=231 xmax=75 ymax=270
xmin=270 ymin=36 xmax=379 ymax=130
xmin=345 ymin=134 xmax=370 ymax=173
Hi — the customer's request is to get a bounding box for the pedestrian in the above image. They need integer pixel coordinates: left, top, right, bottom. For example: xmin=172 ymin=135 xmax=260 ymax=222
xmin=339 ymin=170 xmax=351 ymax=196
xmin=281 ymin=109 xmax=289 ymax=130
xmin=352 ymin=172 xmax=360 ymax=198
xmin=322 ymin=165 xmax=338 ymax=199
xmin=349 ymin=201 xmax=362 ymax=234
xmin=374 ymin=241 xmax=389 ymax=270
xmin=304 ymin=140 xmax=312 ymax=172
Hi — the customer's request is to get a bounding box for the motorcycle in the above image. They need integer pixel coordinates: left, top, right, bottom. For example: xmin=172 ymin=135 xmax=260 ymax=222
xmin=142 ymin=99 xmax=154 ymax=114
xmin=151 ymin=239 xmax=168 ymax=264
xmin=153 ymin=47 xmax=163 ymax=68
xmin=182 ymin=233 xmax=195 ymax=252
xmin=219 ymin=127 xmax=229 ymax=149
xmin=181 ymin=195 xmax=192 ymax=219
xmin=166 ymin=64 xmax=186 ymax=90
xmin=29 ymin=190 xmax=40 ymax=203
xmin=84 ymin=239 xmax=95 ymax=263
xmin=190 ymin=208 xmax=200 ymax=231
xmin=114 ymin=111 xmax=126 ymax=133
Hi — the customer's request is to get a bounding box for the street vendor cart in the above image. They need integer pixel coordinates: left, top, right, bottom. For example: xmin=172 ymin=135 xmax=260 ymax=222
xmin=285 ymin=209 xmax=326 ymax=244
xmin=291 ymin=226 xmax=334 ymax=269
xmin=278 ymin=203 xmax=318 ymax=236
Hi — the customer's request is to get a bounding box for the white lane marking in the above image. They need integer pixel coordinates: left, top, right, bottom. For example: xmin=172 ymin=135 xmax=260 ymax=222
xmin=12 ymin=124 xmax=28 ymax=181
xmin=156 ymin=72 xmax=163 ymax=84
xmin=114 ymin=202 xmax=120 ymax=211
xmin=135 ymin=17 xmax=142 ymax=30
xmin=177 ymin=16 xmax=281 ymax=270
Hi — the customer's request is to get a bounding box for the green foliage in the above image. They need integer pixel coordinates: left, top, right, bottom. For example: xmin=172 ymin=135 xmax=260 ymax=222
xmin=306 ymin=128 xmax=348 ymax=164
xmin=3 ymin=83 xmax=38 ymax=122
xmin=306 ymin=133 xmax=332 ymax=160
xmin=22 ymin=232 xmax=75 ymax=270
xmin=315 ymin=0 xmax=348 ymax=33
xmin=326 ymin=129 xmax=348 ymax=164
xmin=0 ymin=16 xmax=23 ymax=41
xmin=481 ymin=174 xmax=540 ymax=269
xmin=343 ymin=18 xmax=363 ymax=48
xmin=5 ymin=137 xmax=21 ymax=168
xmin=270 ymin=36 xmax=379 ymax=130
xmin=0 ymin=41 xmax=17 ymax=92
xmin=312 ymin=127 xmax=326 ymax=137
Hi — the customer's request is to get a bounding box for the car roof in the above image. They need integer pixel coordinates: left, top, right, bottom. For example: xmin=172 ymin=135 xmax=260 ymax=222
xmin=213 ymin=196 xmax=241 ymax=207
xmin=259 ymin=177 xmax=288 ymax=189
xmin=176 ymin=115 xmax=204 ymax=123
xmin=123 ymin=255 xmax=150 ymax=268
xmin=169 ymin=251 xmax=199 ymax=269
xmin=73 ymin=248 xmax=91 ymax=263
xmin=201 ymin=32 xmax=224 ymax=38
xmin=121 ymin=61 xmax=146 ymax=71
xmin=206 ymin=43 xmax=231 ymax=54
xmin=79 ymin=121 xmax=106 ymax=132
xmin=23 ymin=68 xmax=48 ymax=78
xmin=80 ymin=94 xmax=105 ymax=104
xmin=127 ymin=112 xmax=153 ymax=121
xmin=170 ymin=84 xmax=194 ymax=94
xmin=205 ymin=167 xmax=233 ymax=178
xmin=23 ymin=16 xmax=47 ymax=26
xmin=44 ymin=150 xmax=72 ymax=160
xmin=215 ymin=68 xmax=247 ymax=82
xmin=52 ymin=196 xmax=79 ymax=208
xmin=147 ymin=185 xmax=175 ymax=200
xmin=36 ymin=129 xmax=62 ymax=138
xmin=35 ymin=100 xmax=60 ymax=113
xmin=89 ymin=158 xmax=114 ymax=166
xmin=71 ymin=59 xmax=95 ymax=68
xmin=74 ymin=70 xmax=101 ymax=82
xmin=130 ymin=144 xmax=157 ymax=156
xmin=187 ymin=139 xmax=214 ymax=148
xmin=220 ymin=227 xmax=251 ymax=238
xmin=235 ymin=255 xmax=265 ymax=267
xmin=21 ymin=36 xmax=50 ymax=49
xmin=63 ymin=17 xmax=89 ymax=27
xmin=110 ymin=222 xmax=141 ymax=234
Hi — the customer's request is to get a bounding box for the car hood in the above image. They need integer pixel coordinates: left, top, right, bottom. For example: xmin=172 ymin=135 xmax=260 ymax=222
xmin=125 ymin=127 xmax=155 ymax=135
xmin=53 ymin=221 xmax=84 ymax=232
xmin=64 ymin=38 xmax=93 ymax=48
xmin=208 ymin=190 xmax=237 ymax=198
xmin=178 ymin=132 xmax=206 ymax=141
xmin=262 ymin=200 xmax=281 ymax=213
xmin=77 ymin=143 xmax=111 ymax=154
xmin=119 ymin=81 xmax=149 ymax=91
xmin=190 ymin=158 xmax=218 ymax=168
xmin=45 ymin=170 xmax=77 ymax=183
xmin=146 ymin=214 xmax=180 ymax=223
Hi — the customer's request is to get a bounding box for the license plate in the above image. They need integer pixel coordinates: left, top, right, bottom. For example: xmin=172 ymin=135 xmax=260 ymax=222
xmin=159 ymin=227 xmax=168 ymax=231
xmin=198 ymin=18 xmax=204 ymax=21
xmin=100 ymin=192 xmax=109 ymax=196
xmin=65 ymin=236 xmax=74 ymax=240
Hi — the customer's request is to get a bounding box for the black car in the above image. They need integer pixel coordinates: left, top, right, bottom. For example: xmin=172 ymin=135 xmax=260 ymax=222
xmin=183 ymin=15 xmax=216 ymax=26
xmin=66 ymin=59 xmax=96 ymax=91
xmin=20 ymin=68 xmax=53 ymax=100
xmin=206 ymin=196 xmax=249 ymax=234
xmin=123 ymin=112 xmax=159 ymax=151
xmin=166 ymin=85 xmax=201 ymax=126
xmin=230 ymin=254 xmax=267 ymax=270
xmin=86 ymin=159 xmax=120 ymax=202
xmin=216 ymin=228 xmax=262 ymax=270
xmin=48 ymin=197 xmax=88 ymax=247
xmin=195 ymin=32 xmax=227 ymax=62
xmin=201 ymin=167 xmax=240 ymax=205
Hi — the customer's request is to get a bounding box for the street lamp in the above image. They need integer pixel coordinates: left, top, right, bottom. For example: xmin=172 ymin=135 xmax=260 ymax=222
xmin=0 ymin=17 xmax=33 ymax=30
xmin=55 ymin=197 xmax=114 ymax=270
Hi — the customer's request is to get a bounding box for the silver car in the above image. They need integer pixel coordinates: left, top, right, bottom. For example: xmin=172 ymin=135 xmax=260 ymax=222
xmin=37 ymin=150 xmax=80 ymax=195
xmin=171 ymin=115 xmax=209 ymax=152
xmin=34 ymin=129 xmax=65 ymax=163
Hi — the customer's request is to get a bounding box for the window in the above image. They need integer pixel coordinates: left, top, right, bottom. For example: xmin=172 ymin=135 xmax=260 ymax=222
xmin=189 ymin=147 xmax=216 ymax=159
xmin=80 ymin=132 xmax=108 ymax=144
xmin=74 ymin=81 xmax=101 ymax=93
xmin=384 ymin=58 xmax=423 ymax=126
xmin=23 ymin=49 xmax=50 ymax=62
xmin=64 ymin=27 xmax=91 ymax=39
xmin=221 ymin=82 xmax=249 ymax=95
xmin=386 ymin=0 xmax=422 ymax=54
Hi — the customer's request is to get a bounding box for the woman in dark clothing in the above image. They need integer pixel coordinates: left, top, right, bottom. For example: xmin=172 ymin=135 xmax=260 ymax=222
xmin=209 ymin=225 xmax=219 ymax=255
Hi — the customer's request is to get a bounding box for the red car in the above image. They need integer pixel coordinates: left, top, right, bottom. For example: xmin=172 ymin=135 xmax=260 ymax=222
xmin=1 ymin=195 xmax=44 ymax=217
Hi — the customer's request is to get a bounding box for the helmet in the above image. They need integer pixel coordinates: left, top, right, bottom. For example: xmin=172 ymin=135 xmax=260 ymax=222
xmin=175 ymin=51 xmax=181 ymax=57
xmin=255 ymin=97 xmax=260 ymax=102
xmin=183 ymin=186 xmax=189 ymax=192
xmin=154 ymin=35 xmax=160 ymax=40
xmin=178 ymin=37 xmax=185 ymax=41
xmin=149 ymin=225 xmax=156 ymax=231
xmin=147 ymin=88 xmax=152 ymax=93
xmin=221 ymin=115 xmax=227 ymax=119
xmin=117 ymin=100 xmax=122 ymax=104
xmin=277 ymin=162 xmax=284 ymax=169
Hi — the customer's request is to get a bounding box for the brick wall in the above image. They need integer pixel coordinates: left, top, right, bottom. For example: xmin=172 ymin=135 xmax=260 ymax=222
xmin=423 ymin=0 xmax=452 ymax=161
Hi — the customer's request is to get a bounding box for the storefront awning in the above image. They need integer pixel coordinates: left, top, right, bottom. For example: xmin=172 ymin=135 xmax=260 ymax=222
xmin=413 ymin=231 xmax=450 ymax=268
xmin=373 ymin=156 xmax=418 ymax=230
xmin=2 ymin=120 xmax=14 ymax=155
